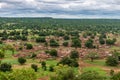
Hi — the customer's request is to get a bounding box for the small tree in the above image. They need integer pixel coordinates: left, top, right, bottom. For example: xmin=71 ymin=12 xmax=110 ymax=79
xmin=71 ymin=39 xmax=81 ymax=48
xmin=63 ymin=41 xmax=69 ymax=47
xmin=18 ymin=57 xmax=26 ymax=65
xmin=59 ymin=57 xmax=79 ymax=67
xmin=41 ymin=61 xmax=46 ymax=70
xmin=26 ymin=43 xmax=33 ymax=49
xmin=36 ymin=37 xmax=46 ymax=43
xmin=85 ymin=39 xmax=94 ymax=48
xmin=63 ymin=35 xmax=70 ymax=40
xmin=87 ymin=52 xmax=99 ymax=62
xmin=70 ymin=50 xmax=79 ymax=59
xmin=99 ymin=38 xmax=105 ymax=45
xmin=31 ymin=64 xmax=38 ymax=72
xmin=50 ymin=39 xmax=59 ymax=47
xmin=49 ymin=65 xmax=54 ymax=72
xmin=106 ymin=56 xmax=118 ymax=66
xmin=0 ymin=63 xmax=12 ymax=72
xmin=50 ymin=49 xmax=58 ymax=57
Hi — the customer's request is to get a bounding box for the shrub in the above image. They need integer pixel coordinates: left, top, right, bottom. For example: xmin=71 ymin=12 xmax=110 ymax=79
xmin=85 ymin=39 xmax=94 ymax=48
xmin=87 ymin=52 xmax=99 ymax=62
xmin=41 ymin=61 xmax=46 ymax=70
xmin=21 ymin=35 xmax=27 ymax=41
xmin=70 ymin=50 xmax=79 ymax=59
xmin=26 ymin=43 xmax=33 ymax=49
xmin=50 ymin=39 xmax=59 ymax=47
xmin=10 ymin=69 xmax=36 ymax=80
xmin=49 ymin=65 xmax=54 ymax=72
xmin=31 ymin=64 xmax=38 ymax=72
xmin=18 ymin=57 xmax=26 ymax=65
xmin=63 ymin=41 xmax=68 ymax=47
xmin=59 ymin=57 xmax=79 ymax=67
xmin=106 ymin=56 xmax=118 ymax=66
xmin=0 ymin=63 xmax=12 ymax=72
xmin=71 ymin=39 xmax=81 ymax=48
xmin=50 ymin=66 xmax=76 ymax=80
xmin=112 ymin=72 xmax=120 ymax=80
xmin=36 ymin=37 xmax=46 ymax=43
xmin=63 ymin=35 xmax=70 ymax=40
xmin=50 ymin=49 xmax=58 ymax=57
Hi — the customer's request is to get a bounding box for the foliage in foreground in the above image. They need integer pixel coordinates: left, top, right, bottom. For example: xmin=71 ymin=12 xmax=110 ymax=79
xmin=0 ymin=69 xmax=37 ymax=80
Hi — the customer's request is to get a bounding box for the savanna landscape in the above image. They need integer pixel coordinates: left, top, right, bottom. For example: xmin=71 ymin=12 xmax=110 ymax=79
xmin=0 ymin=18 xmax=120 ymax=80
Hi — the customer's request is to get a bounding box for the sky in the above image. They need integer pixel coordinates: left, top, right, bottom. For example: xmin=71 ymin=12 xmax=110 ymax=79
xmin=0 ymin=0 xmax=120 ymax=18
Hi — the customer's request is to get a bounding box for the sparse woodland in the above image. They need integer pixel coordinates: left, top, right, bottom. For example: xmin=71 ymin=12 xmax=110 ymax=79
xmin=0 ymin=18 xmax=120 ymax=80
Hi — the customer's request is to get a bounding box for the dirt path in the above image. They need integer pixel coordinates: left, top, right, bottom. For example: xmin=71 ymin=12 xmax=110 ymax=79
xmin=79 ymin=60 xmax=120 ymax=73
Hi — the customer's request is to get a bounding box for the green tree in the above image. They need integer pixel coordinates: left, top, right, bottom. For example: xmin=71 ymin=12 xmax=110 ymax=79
xmin=87 ymin=52 xmax=99 ymax=62
xmin=41 ymin=61 xmax=47 ymax=70
xmin=59 ymin=57 xmax=79 ymax=67
xmin=36 ymin=37 xmax=46 ymax=43
xmin=112 ymin=72 xmax=120 ymax=80
xmin=26 ymin=43 xmax=33 ymax=49
xmin=72 ymin=39 xmax=81 ymax=48
xmin=106 ymin=56 xmax=118 ymax=66
xmin=50 ymin=49 xmax=58 ymax=57
xmin=18 ymin=57 xmax=26 ymax=65
xmin=85 ymin=39 xmax=94 ymax=48
xmin=0 ymin=63 xmax=12 ymax=72
xmin=63 ymin=41 xmax=69 ymax=47
xmin=31 ymin=64 xmax=38 ymax=72
xmin=70 ymin=50 xmax=79 ymax=59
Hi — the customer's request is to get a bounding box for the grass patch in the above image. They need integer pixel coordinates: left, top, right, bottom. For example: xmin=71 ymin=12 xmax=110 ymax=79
xmin=1 ymin=59 xmax=18 ymax=64
xmin=85 ymin=59 xmax=106 ymax=66
xmin=82 ymin=67 xmax=107 ymax=76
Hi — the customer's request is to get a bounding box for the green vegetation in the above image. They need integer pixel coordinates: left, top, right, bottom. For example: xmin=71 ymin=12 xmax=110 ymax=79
xmin=0 ymin=18 xmax=120 ymax=80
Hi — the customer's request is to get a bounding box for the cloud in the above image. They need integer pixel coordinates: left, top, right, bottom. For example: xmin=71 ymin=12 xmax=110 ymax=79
xmin=0 ymin=0 xmax=120 ymax=18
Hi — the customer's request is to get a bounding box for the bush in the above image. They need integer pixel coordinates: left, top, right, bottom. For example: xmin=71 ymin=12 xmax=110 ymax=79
xmin=63 ymin=35 xmax=70 ymax=40
xmin=10 ymin=69 xmax=36 ymax=80
xmin=50 ymin=39 xmax=59 ymax=47
xmin=71 ymin=39 xmax=81 ymax=48
xmin=21 ymin=35 xmax=27 ymax=41
xmin=18 ymin=57 xmax=26 ymax=65
xmin=106 ymin=39 xmax=116 ymax=45
xmin=31 ymin=53 xmax=36 ymax=59
xmin=85 ymin=39 xmax=94 ymax=48
xmin=112 ymin=72 xmax=120 ymax=80
xmin=50 ymin=49 xmax=58 ymax=57
xmin=59 ymin=57 xmax=79 ymax=67
xmin=106 ymin=56 xmax=118 ymax=66
xmin=31 ymin=64 xmax=38 ymax=72
xmin=36 ymin=37 xmax=46 ymax=43
xmin=26 ymin=43 xmax=33 ymax=49
xmin=41 ymin=61 xmax=47 ymax=70
xmin=0 ymin=63 xmax=12 ymax=72
xmin=87 ymin=52 xmax=99 ymax=62
xmin=70 ymin=50 xmax=79 ymax=59
xmin=49 ymin=65 xmax=54 ymax=72
xmin=99 ymin=38 xmax=105 ymax=45
xmin=50 ymin=65 xmax=76 ymax=80
xmin=63 ymin=41 xmax=69 ymax=47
